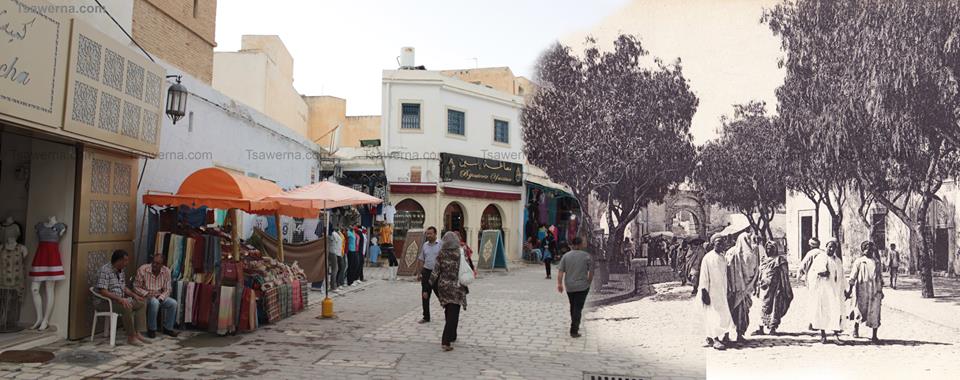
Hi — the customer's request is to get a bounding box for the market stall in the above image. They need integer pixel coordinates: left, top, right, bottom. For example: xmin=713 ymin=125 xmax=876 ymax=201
xmin=142 ymin=168 xmax=315 ymax=334
xmin=263 ymin=181 xmax=382 ymax=317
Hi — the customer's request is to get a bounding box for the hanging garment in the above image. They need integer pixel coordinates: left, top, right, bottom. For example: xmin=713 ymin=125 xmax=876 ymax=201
xmin=217 ymin=286 xmax=235 ymax=335
xmin=238 ymin=287 xmax=252 ymax=332
xmin=196 ymin=284 xmax=213 ymax=329
xmin=234 ymin=282 xmax=244 ymax=329
xmin=1 ymin=244 xmax=26 ymax=291
xmin=144 ymin=208 xmax=159 ymax=264
xmin=185 ymin=282 xmax=196 ymax=324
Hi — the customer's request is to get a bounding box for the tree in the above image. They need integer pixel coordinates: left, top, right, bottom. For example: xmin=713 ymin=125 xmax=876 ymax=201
xmin=522 ymin=35 xmax=698 ymax=267
xmin=693 ymin=101 xmax=786 ymax=240
xmin=766 ymin=0 xmax=960 ymax=297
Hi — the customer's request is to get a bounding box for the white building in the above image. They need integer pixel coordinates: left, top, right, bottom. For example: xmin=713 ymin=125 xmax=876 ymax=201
xmin=380 ymin=50 xmax=525 ymax=264
xmin=784 ymin=184 xmax=960 ymax=276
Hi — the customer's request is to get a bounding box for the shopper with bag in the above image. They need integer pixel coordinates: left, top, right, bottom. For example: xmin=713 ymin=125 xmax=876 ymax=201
xmin=430 ymin=232 xmax=469 ymax=351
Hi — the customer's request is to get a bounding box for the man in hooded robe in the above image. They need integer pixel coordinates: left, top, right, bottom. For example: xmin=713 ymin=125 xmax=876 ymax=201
xmin=847 ymin=241 xmax=884 ymax=343
xmin=725 ymin=232 xmax=759 ymax=341
xmin=698 ymin=233 xmax=735 ymax=350
xmin=808 ymin=239 xmax=846 ymax=344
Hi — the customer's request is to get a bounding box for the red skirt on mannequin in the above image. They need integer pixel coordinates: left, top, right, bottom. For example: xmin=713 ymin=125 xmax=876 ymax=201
xmin=29 ymin=242 xmax=65 ymax=281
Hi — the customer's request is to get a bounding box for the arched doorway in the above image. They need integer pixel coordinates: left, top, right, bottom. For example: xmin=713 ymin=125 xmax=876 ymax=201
xmin=443 ymin=202 xmax=467 ymax=241
xmin=481 ymin=204 xmax=503 ymax=230
xmin=670 ymin=209 xmax=701 ymax=239
xmin=394 ymin=198 xmax=425 ymax=258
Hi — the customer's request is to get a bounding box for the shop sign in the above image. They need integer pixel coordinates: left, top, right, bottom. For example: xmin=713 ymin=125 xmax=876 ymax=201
xmin=63 ymin=20 xmax=165 ymax=156
xmin=0 ymin=0 xmax=67 ymax=129
xmin=440 ymin=152 xmax=522 ymax=186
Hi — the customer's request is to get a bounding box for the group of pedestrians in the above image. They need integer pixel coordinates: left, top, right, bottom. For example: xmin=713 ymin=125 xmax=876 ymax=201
xmin=698 ymin=232 xmax=886 ymax=350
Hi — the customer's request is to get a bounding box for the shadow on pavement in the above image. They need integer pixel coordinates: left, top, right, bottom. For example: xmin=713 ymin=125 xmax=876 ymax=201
xmin=718 ymin=336 xmax=952 ymax=350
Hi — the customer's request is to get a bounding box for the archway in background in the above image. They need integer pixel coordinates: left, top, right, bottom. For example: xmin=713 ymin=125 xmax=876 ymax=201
xmin=670 ymin=208 xmax=701 ymax=239
xmin=443 ymin=201 xmax=467 ymax=241
xmin=393 ymin=198 xmax=426 ymax=254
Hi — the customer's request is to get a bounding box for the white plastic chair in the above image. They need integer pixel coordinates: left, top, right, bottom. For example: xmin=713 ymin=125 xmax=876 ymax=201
xmin=89 ymin=287 xmax=119 ymax=346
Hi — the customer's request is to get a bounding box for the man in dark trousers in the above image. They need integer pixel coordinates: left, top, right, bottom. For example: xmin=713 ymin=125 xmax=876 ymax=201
xmin=557 ymin=237 xmax=593 ymax=338
xmin=416 ymin=226 xmax=440 ymax=323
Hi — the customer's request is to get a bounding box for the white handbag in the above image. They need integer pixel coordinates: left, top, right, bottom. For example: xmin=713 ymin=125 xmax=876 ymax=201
xmin=458 ymin=247 xmax=474 ymax=286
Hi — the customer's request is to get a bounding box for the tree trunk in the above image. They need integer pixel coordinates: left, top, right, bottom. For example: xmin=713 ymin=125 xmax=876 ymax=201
xmin=916 ymin=198 xmax=936 ymax=298
xmin=813 ymin=200 xmax=821 ymax=239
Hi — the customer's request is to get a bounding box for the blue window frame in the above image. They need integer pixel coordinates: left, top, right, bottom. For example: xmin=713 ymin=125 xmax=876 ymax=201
xmin=447 ymin=109 xmax=465 ymax=136
xmin=401 ymin=103 xmax=420 ymax=129
xmin=494 ymin=119 xmax=509 ymax=144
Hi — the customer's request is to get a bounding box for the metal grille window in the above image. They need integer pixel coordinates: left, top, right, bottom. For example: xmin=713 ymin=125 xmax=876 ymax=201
xmin=447 ymin=109 xmax=465 ymax=136
xmin=401 ymin=103 xmax=420 ymax=129
xmin=494 ymin=119 xmax=509 ymax=143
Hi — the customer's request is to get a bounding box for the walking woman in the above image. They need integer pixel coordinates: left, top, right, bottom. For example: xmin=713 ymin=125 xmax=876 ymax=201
xmin=430 ymin=232 xmax=468 ymax=351
xmin=754 ymin=241 xmax=793 ymax=336
xmin=542 ymin=232 xmax=556 ymax=279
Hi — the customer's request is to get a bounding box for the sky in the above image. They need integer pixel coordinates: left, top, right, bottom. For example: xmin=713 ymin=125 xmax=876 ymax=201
xmin=215 ymin=0 xmax=785 ymax=143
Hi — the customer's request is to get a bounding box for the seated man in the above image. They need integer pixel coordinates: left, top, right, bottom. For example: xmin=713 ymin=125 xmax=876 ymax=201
xmin=96 ymin=250 xmax=149 ymax=346
xmin=134 ymin=253 xmax=180 ymax=338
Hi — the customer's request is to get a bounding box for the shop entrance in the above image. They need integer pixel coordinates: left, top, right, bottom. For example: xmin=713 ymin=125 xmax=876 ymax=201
xmin=443 ymin=202 xmax=466 ymax=241
xmin=0 ymin=129 xmax=78 ymax=345
xmin=481 ymin=204 xmax=503 ymax=230
xmin=393 ymin=199 xmax=426 ymax=266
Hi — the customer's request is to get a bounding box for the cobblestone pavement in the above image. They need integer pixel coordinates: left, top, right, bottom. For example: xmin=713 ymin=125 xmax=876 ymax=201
xmin=0 ymin=265 xmax=704 ymax=380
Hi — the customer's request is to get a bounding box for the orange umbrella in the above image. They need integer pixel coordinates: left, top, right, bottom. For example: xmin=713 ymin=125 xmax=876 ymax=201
xmin=142 ymin=167 xmax=282 ymax=214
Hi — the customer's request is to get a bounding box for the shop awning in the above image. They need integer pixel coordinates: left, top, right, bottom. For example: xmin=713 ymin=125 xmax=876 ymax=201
xmin=524 ymin=165 xmax=574 ymax=198
xmin=264 ymin=180 xmax=383 ymax=218
xmin=142 ymin=167 xmax=283 ymax=214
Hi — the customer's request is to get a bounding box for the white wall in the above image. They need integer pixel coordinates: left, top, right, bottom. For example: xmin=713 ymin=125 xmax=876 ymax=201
xmin=134 ymin=59 xmax=323 ymax=262
xmin=381 ymin=70 xmax=524 ymax=184
xmin=21 ymin=139 xmax=76 ymax=339
xmin=785 ymin=190 xmax=834 ymax=264
xmin=48 ymin=0 xmax=135 ymax=44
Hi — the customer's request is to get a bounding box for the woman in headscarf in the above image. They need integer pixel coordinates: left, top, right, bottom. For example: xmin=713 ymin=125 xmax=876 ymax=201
xmin=846 ymin=241 xmax=884 ymax=343
xmin=754 ymin=241 xmax=793 ymax=336
xmin=430 ymin=231 xmax=468 ymax=351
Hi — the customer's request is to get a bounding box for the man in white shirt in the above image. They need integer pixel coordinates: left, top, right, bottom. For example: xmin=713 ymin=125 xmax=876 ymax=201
xmin=416 ymin=227 xmax=440 ymax=323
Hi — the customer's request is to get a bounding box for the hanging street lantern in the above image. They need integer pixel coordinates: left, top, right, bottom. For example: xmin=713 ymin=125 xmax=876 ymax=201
xmin=165 ymin=75 xmax=188 ymax=124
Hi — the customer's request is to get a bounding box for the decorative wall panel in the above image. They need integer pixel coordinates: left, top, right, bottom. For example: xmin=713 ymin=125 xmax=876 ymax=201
xmin=76 ymin=148 xmax=138 ymax=243
xmin=63 ymin=20 xmax=165 ymax=156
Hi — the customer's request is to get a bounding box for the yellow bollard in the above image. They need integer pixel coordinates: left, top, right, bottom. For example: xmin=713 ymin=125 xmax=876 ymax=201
xmin=321 ymin=296 xmax=335 ymax=318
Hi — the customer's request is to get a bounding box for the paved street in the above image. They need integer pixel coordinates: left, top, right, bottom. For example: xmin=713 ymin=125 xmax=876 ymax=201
xmin=2 ymin=265 xmax=956 ymax=379
xmin=0 ymin=265 xmax=704 ymax=380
